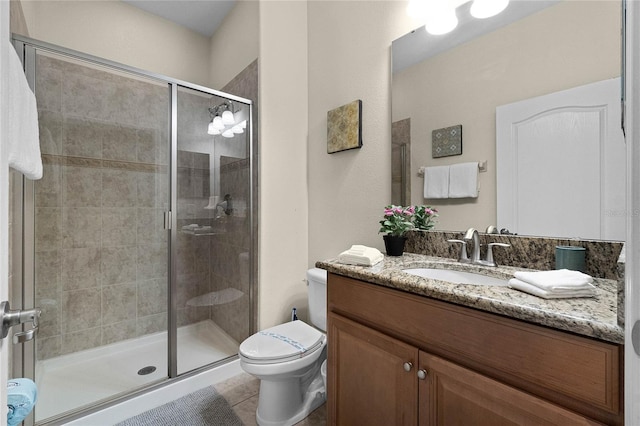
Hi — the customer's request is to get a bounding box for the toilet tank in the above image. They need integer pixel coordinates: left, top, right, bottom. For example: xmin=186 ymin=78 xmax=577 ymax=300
xmin=306 ymin=268 xmax=327 ymax=332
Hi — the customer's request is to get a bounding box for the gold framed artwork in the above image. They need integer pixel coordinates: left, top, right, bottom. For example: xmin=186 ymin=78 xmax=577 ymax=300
xmin=327 ymin=100 xmax=362 ymax=154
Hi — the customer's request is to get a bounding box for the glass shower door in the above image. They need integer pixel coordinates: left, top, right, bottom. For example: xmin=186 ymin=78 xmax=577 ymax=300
xmin=29 ymin=48 xmax=171 ymax=422
xmin=173 ymin=86 xmax=250 ymax=374
xmin=13 ymin=36 xmax=255 ymax=424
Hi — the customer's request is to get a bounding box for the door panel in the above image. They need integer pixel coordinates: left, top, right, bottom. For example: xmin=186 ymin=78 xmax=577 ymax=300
xmin=28 ymin=48 xmax=171 ymax=422
xmin=420 ymin=352 xmax=602 ymax=426
xmin=328 ymin=313 xmax=418 ymax=426
xmin=497 ymin=78 xmax=625 ymax=240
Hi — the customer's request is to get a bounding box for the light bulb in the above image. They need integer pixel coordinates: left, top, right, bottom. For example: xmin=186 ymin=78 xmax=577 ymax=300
xmin=470 ymin=0 xmax=509 ymax=19
xmin=211 ymin=127 xmax=221 ymax=135
xmin=240 ymin=120 xmax=247 ymax=129
xmin=207 ymin=121 xmax=215 ymax=135
xmin=406 ymin=0 xmax=429 ymax=20
xmin=222 ymin=110 xmax=235 ymax=125
xmin=425 ymin=7 xmax=458 ymax=35
xmin=213 ymin=116 xmax=225 ymax=130
xmin=222 ymin=129 xmax=234 ymax=138
xmin=232 ymin=125 xmax=244 ymax=134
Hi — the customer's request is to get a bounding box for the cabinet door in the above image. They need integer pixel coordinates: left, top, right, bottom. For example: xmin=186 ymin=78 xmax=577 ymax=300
xmin=419 ymin=351 xmax=602 ymax=426
xmin=328 ymin=313 xmax=418 ymax=426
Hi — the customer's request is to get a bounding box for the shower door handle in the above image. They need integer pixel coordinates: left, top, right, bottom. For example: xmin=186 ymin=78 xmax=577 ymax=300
xmin=0 ymin=301 xmax=41 ymax=344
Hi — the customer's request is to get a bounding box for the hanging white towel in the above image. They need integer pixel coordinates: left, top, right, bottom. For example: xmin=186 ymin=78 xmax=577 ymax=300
xmin=449 ymin=162 xmax=478 ymax=198
xmin=423 ymin=165 xmax=449 ymax=199
xmin=7 ymin=42 xmax=42 ymax=180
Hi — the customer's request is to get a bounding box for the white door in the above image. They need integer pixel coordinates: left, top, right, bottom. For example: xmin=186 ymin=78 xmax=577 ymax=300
xmin=497 ymin=78 xmax=625 ymax=240
xmin=625 ymin=1 xmax=640 ymax=424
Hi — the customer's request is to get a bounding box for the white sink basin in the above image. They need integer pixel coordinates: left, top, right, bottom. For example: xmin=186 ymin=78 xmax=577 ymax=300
xmin=403 ymin=268 xmax=509 ymax=286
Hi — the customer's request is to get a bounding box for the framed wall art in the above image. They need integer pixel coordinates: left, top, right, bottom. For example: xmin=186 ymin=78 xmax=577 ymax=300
xmin=327 ymin=100 xmax=363 ymax=154
xmin=432 ymin=124 xmax=462 ymax=158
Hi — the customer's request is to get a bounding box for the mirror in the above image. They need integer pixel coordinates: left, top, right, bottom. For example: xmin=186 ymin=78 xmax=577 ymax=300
xmin=392 ymin=0 xmax=622 ymax=239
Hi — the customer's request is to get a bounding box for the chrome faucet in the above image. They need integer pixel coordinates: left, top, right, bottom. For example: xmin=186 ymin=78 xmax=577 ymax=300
xmin=448 ymin=227 xmax=511 ymax=267
xmin=485 ymin=225 xmax=499 ymax=234
xmin=463 ymin=228 xmax=481 ymax=263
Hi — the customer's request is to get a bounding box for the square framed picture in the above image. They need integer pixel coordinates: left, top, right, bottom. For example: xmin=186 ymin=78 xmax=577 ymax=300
xmin=327 ymin=100 xmax=362 ymax=154
xmin=432 ymin=124 xmax=462 ymax=158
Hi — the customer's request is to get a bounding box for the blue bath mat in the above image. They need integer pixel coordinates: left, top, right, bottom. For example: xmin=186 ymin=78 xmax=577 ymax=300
xmin=115 ymin=386 xmax=243 ymax=426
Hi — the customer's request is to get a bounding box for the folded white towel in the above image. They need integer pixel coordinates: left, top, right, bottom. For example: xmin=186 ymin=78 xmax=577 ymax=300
xmin=338 ymin=245 xmax=384 ymax=266
xmin=7 ymin=42 xmax=42 ymax=180
xmin=449 ymin=162 xmax=478 ymax=198
xmin=514 ymin=269 xmax=593 ymax=291
xmin=424 ymin=166 xmax=449 ymax=199
xmin=508 ymin=278 xmax=596 ymax=299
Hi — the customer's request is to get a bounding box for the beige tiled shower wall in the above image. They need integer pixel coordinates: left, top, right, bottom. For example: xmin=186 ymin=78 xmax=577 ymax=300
xmin=175 ymin=149 xmax=214 ymax=327
xmin=209 ymin=157 xmax=251 ymax=344
xmin=34 ymin=55 xmax=170 ymax=360
xmin=218 ymin=59 xmax=258 ymax=342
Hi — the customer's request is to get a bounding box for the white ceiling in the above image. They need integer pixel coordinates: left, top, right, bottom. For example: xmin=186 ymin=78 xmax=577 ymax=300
xmin=122 ymin=0 xmax=236 ymax=37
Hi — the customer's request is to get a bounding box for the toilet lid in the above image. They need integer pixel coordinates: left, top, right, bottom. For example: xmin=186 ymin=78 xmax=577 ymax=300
xmin=240 ymin=321 xmax=325 ymax=364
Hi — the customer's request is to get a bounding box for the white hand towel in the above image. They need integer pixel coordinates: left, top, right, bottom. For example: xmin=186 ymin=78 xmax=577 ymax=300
xmin=514 ymin=269 xmax=593 ymax=291
xmin=508 ymin=278 xmax=596 ymax=299
xmin=424 ymin=166 xmax=450 ymax=199
xmin=448 ymin=162 xmax=478 ymax=198
xmin=338 ymin=245 xmax=384 ymax=266
xmin=7 ymin=42 xmax=42 ymax=180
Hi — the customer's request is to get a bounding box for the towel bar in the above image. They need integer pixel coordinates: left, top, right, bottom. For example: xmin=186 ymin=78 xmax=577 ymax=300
xmin=418 ymin=161 xmax=487 ymax=177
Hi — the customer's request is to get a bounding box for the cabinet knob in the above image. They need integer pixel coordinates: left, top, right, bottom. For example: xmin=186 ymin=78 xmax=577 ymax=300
xmin=403 ymin=362 xmax=413 ymax=372
xmin=417 ymin=369 xmax=427 ymax=380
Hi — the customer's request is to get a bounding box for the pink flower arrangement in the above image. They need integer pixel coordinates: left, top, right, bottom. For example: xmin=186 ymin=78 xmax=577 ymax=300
xmin=379 ymin=204 xmax=438 ymax=237
xmin=413 ymin=205 xmax=438 ymax=231
xmin=378 ymin=205 xmax=438 ymax=237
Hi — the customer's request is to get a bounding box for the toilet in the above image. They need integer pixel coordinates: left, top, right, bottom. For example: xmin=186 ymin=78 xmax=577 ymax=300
xmin=239 ymin=268 xmax=327 ymax=426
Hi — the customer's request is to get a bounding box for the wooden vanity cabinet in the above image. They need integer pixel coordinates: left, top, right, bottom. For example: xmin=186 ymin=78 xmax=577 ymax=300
xmin=327 ymin=273 xmax=623 ymax=426
xmin=329 ymin=313 xmax=418 ymax=425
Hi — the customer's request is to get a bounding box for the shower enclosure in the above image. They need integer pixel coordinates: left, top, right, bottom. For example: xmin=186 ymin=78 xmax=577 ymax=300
xmin=9 ymin=36 xmax=256 ymax=424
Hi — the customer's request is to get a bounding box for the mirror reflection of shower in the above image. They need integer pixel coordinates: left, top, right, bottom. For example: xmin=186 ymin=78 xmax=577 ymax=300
xmin=205 ymin=97 xmax=249 ymax=218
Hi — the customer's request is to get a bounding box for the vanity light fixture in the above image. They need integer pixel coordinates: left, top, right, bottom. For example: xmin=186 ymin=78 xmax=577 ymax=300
xmin=207 ymin=100 xmax=244 ymax=138
xmin=407 ymin=0 xmax=510 ymax=35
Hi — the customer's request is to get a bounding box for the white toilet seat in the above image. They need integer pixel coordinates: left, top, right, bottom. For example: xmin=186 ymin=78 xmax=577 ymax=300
xmin=239 ymin=320 xmax=325 ymax=365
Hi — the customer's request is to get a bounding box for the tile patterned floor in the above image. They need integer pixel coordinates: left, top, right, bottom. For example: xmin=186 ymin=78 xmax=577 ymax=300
xmin=214 ymin=372 xmax=327 ymax=426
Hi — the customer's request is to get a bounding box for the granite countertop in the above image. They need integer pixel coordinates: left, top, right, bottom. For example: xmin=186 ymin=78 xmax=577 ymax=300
xmin=316 ymin=253 xmax=623 ymax=344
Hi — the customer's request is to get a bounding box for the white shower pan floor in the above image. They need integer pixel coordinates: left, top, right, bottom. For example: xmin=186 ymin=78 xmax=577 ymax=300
xmin=35 ymin=320 xmax=239 ymax=422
